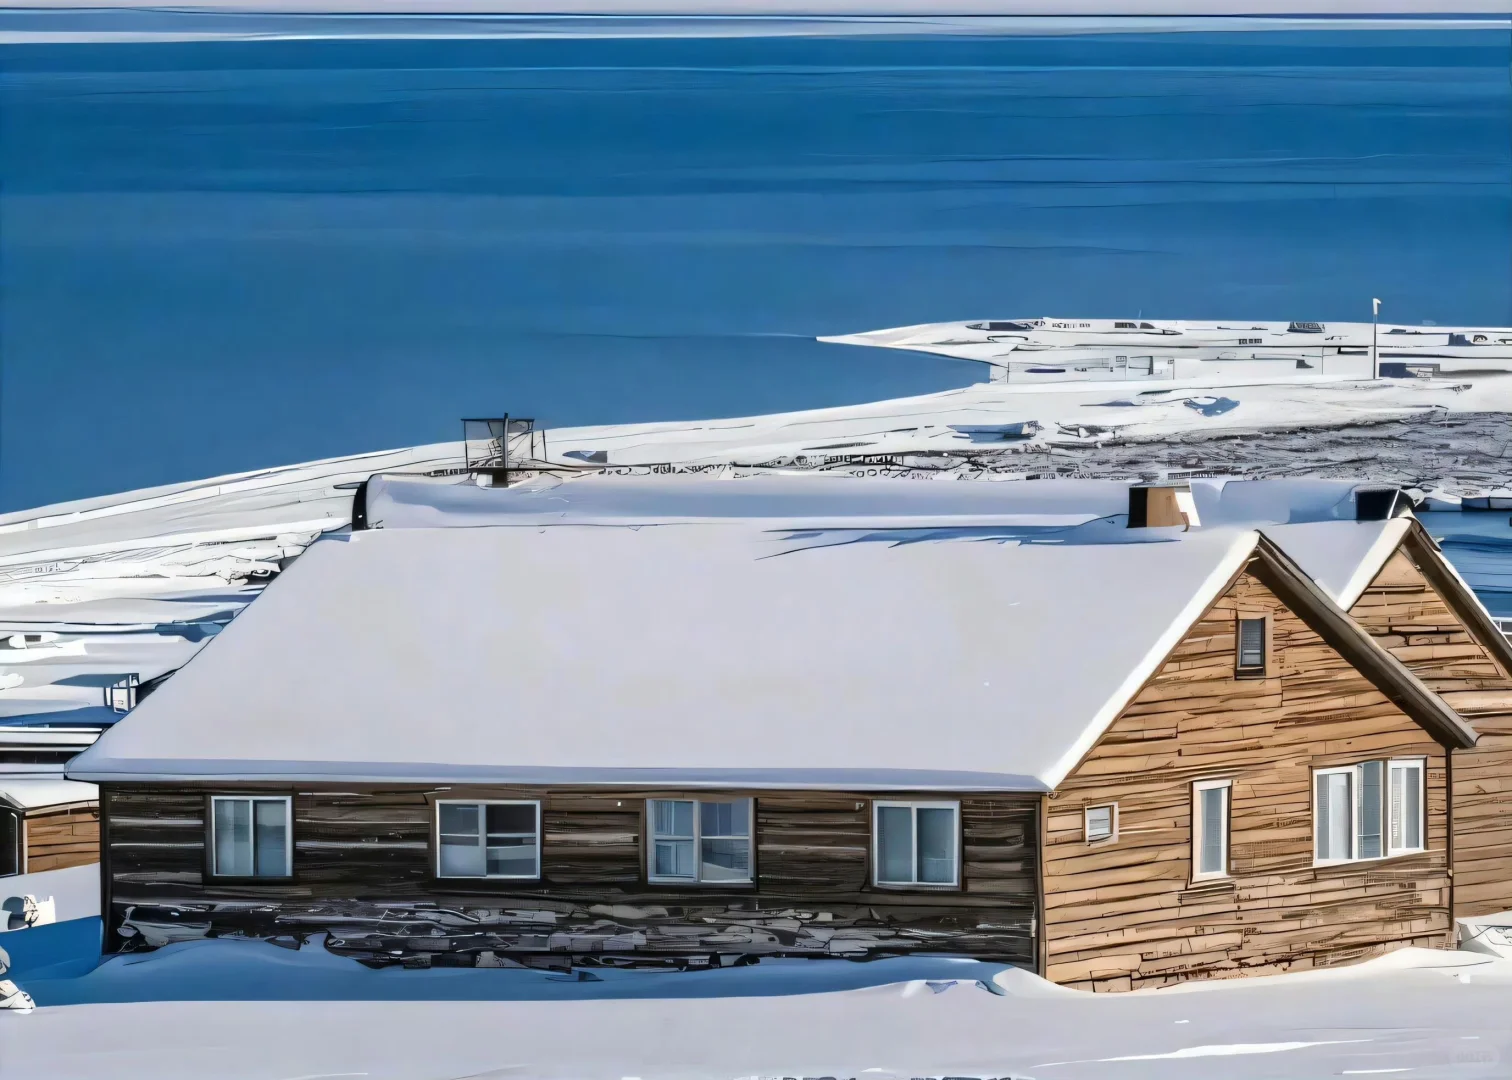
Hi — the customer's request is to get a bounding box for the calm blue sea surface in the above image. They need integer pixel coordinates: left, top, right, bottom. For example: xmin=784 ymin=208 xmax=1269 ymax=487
xmin=1 ymin=23 xmax=1509 ymax=510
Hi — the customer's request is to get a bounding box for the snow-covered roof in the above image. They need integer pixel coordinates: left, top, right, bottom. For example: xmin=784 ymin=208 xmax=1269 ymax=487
xmin=0 ymin=778 xmax=97 ymax=811
xmin=363 ymin=473 xmax=1134 ymax=530
xmin=1261 ymin=518 xmax=1413 ymax=609
xmin=69 ymin=521 xmax=1259 ymax=790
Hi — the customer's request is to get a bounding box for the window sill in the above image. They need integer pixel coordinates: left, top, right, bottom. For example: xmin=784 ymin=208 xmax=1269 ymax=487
xmin=434 ymin=875 xmax=543 ymax=883
xmin=1233 ymin=669 xmax=1269 ymax=680
xmin=871 ymin=881 xmax=963 ymax=893
xmin=1187 ymin=875 xmax=1234 ymax=889
xmin=647 ymin=879 xmax=756 ymax=889
xmin=1312 ymin=851 xmax=1429 ymax=872
xmin=206 ymin=875 xmax=296 ymax=885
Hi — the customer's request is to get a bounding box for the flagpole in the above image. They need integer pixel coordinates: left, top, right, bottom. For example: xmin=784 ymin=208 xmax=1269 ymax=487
xmin=1372 ymin=297 xmax=1381 ymax=379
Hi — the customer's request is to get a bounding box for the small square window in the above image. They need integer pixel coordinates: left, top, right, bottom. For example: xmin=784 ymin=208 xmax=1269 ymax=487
xmin=873 ymin=801 xmax=960 ymax=887
xmin=1236 ymin=617 xmax=1267 ymax=674
xmin=436 ymin=800 xmax=541 ymax=879
xmin=210 ymin=796 xmax=291 ymax=878
xmin=647 ymin=799 xmax=752 ymax=884
xmin=1085 ymin=804 xmax=1117 ymax=844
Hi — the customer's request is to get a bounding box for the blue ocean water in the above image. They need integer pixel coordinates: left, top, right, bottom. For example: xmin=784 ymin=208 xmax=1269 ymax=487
xmin=1 ymin=22 xmax=1509 ymax=510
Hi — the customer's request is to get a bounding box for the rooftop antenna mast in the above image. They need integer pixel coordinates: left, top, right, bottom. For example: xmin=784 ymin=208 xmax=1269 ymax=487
xmin=1372 ymin=297 xmax=1382 ymax=379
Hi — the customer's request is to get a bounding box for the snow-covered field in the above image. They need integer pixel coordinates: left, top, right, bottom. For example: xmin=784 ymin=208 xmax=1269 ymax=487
xmin=5 ymin=942 xmax=1510 ymax=1080
xmin=2 ymin=378 xmax=1510 ymax=729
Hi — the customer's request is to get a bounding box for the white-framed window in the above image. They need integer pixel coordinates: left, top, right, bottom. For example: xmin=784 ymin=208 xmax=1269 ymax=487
xmin=647 ymin=798 xmax=752 ymax=884
xmin=1388 ymin=760 xmax=1425 ymax=857
xmin=436 ymin=800 xmax=541 ymax=879
xmin=1191 ymin=779 xmax=1231 ymax=882
xmin=873 ymin=801 xmax=960 ymax=887
xmin=210 ymin=795 xmax=292 ymax=878
xmin=1084 ymin=804 xmax=1117 ymax=844
xmin=1314 ymin=759 xmax=1425 ymax=866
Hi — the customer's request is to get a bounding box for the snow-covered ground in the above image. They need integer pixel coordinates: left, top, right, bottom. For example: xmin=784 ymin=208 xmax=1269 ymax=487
xmin=0 ymin=865 xmax=98 ymax=929
xmin=2 ymin=377 xmax=1509 ymax=728
xmin=5 ymin=942 xmax=1510 ymax=1080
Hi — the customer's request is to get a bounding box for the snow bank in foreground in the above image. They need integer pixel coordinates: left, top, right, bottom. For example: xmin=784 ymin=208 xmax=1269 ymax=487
xmin=7 ymin=945 xmax=1511 ymax=1080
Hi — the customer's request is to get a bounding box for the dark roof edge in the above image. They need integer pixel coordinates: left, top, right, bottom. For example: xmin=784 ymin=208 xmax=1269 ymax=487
xmin=1250 ymin=534 xmax=1478 ymax=751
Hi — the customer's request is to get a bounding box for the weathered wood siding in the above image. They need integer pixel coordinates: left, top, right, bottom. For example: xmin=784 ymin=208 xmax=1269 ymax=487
xmin=1044 ymin=570 xmax=1451 ymax=992
xmin=23 ymin=802 xmax=99 ymax=873
xmin=102 ymin=786 xmax=1039 ymax=969
xmin=1350 ymin=547 xmax=1512 ymax=917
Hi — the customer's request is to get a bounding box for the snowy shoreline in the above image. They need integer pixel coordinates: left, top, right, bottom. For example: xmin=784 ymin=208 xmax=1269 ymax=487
xmin=2 ymin=381 xmax=1509 ymax=728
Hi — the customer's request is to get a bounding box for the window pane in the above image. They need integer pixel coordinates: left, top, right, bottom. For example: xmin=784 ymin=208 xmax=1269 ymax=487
xmin=701 ymin=800 xmax=748 ymax=838
xmin=1358 ymin=761 xmax=1383 ymax=859
xmin=700 ymin=838 xmax=750 ymax=881
xmin=439 ymin=834 xmax=485 ymax=877
xmin=1200 ymin=788 xmax=1226 ymax=875
xmin=214 ymin=799 xmax=252 ymax=877
xmin=877 ymin=805 xmax=914 ymax=883
xmin=486 ymin=803 xmax=536 ymax=836
xmin=1404 ymin=767 xmax=1421 ymax=849
xmin=917 ymin=807 xmax=956 ymax=884
xmin=1086 ymin=806 xmax=1113 ymax=842
xmin=652 ymin=800 xmax=694 ymax=839
xmin=1238 ymin=619 xmax=1265 ymax=668
xmin=439 ymin=803 xmax=480 ymax=840
xmin=1392 ymin=764 xmax=1422 ymax=851
xmin=1317 ymin=772 xmax=1352 ymax=861
xmin=653 ymin=839 xmax=695 ymax=878
xmin=486 ymin=837 xmax=538 ymax=877
xmin=253 ymin=799 xmax=288 ymax=877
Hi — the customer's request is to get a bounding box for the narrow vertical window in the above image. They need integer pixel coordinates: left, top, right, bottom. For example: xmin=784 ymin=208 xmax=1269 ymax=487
xmin=210 ymin=796 xmax=291 ymax=878
xmin=1388 ymin=760 xmax=1425 ymax=855
xmin=648 ymin=799 xmax=751 ymax=884
xmin=1191 ymin=780 xmax=1231 ymax=881
xmin=874 ymin=801 xmax=960 ymax=887
xmin=1315 ymin=768 xmax=1356 ymax=863
xmin=435 ymin=800 xmax=540 ymax=879
xmin=1236 ymin=617 xmax=1266 ymax=674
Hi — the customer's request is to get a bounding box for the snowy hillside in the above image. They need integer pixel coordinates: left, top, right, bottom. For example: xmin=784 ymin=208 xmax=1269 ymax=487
xmin=1 ymin=377 xmax=1509 ymax=728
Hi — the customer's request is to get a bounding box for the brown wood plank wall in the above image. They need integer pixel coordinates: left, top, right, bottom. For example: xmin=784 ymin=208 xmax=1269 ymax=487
xmin=23 ymin=803 xmax=99 ymax=873
xmin=1043 ymin=569 xmax=1452 ymax=992
xmin=1350 ymin=548 xmax=1512 ymax=917
xmin=102 ymin=786 xmax=1039 ymax=969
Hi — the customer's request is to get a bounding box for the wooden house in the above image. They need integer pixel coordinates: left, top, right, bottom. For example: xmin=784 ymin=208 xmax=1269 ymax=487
xmin=0 ymin=778 xmax=99 ymax=878
xmin=0 ymin=727 xmax=103 ymax=879
xmin=67 ymin=477 xmax=1486 ymax=988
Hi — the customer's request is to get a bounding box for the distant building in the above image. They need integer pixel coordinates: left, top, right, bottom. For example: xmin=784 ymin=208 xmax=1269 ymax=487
xmin=67 ymin=477 xmax=1510 ymax=989
xmin=0 ymin=730 xmax=100 ymax=879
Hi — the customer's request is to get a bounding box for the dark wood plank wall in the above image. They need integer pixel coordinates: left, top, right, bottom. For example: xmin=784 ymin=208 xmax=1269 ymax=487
xmin=1043 ymin=569 xmax=1452 ymax=993
xmin=1350 ymin=547 xmax=1512 ymax=918
xmin=23 ymin=802 xmax=99 ymax=873
xmin=103 ymin=786 xmax=1039 ymax=969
